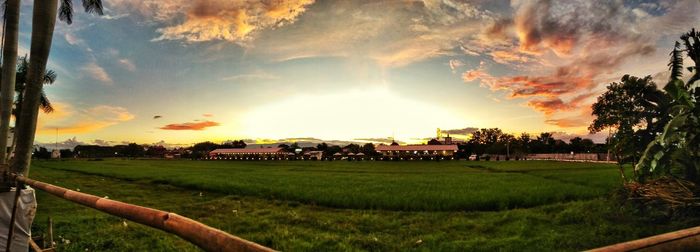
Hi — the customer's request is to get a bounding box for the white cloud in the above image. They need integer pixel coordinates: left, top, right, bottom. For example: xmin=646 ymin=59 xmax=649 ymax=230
xmin=82 ymin=61 xmax=113 ymax=84
xmin=118 ymin=58 xmax=136 ymax=71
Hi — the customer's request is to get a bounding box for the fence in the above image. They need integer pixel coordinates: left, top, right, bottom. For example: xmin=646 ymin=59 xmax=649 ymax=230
xmin=588 ymin=225 xmax=700 ymax=251
xmin=7 ymin=173 xmax=275 ymax=252
xmin=527 ymin=153 xmax=614 ymax=162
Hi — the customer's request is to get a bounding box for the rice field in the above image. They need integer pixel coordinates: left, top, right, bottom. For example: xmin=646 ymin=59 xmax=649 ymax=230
xmin=26 ymin=159 xmax=700 ymax=251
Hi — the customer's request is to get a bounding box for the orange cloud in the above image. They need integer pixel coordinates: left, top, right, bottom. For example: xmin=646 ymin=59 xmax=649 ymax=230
xmin=151 ymin=0 xmax=315 ymax=43
xmin=38 ymin=103 xmax=135 ymax=134
xmin=159 ymin=121 xmax=220 ymax=131
xmin=528 ymin=98 xmax=572 ymax=115
xmin=490 ymin=50 xmax=538 ymax=65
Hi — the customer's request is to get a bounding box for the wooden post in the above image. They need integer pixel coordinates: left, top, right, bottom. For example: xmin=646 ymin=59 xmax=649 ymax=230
xmin=47 ymin=217 xmax=53 ymax=248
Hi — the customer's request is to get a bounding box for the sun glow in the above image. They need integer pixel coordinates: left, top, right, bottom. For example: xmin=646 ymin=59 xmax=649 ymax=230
xmin=241 ymin=88 xmax=471 ymax=141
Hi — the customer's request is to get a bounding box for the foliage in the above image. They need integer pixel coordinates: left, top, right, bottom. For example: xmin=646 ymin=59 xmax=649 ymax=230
xmin=636 ymin=29 xmax=700 ymax=182
xmin=59 ymin=148 xmax=74 ymax=158
xmin=13 ymin=56 xmax=57 ymax=116
xmin=33 ymin=147 xmax=51 ymax=159
xmin=427 ymin=138 xmax=442 ymax=145
xmin=589 ymin=74 xmax=669 ymax=181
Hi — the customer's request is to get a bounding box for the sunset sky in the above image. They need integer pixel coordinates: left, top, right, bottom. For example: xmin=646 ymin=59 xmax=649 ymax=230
xmin=20 ymin=0 xmax=700 ymax=147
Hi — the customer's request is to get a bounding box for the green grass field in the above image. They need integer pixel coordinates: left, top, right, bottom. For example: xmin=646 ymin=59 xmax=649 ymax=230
xmin=26 ymin=160 xmax=700 ymax=251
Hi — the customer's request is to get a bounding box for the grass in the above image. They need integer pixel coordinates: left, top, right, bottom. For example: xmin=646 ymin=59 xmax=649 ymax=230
xmin=26 ymin=159 xmax=700 ymax=251
xmin=33 ymin=160 xmax=618 ymax=211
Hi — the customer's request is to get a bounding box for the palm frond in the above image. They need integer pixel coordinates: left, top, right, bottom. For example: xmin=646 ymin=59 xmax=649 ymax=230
xmin=40 ymin=91 xmax=54 ymax=113
xmin=59 ymin=0 xmax=74 ymax=25
xmin=43 ymin=70 xmax=57 ymax=84
xmin=82 ymin=0 xmax=103 ymax=15
xmin=668 ymin=41 xmax=683 ymax=81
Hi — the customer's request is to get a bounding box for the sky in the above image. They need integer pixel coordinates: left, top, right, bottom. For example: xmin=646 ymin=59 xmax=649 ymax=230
xmin=16 ymin=0 xmax=700 ymax=148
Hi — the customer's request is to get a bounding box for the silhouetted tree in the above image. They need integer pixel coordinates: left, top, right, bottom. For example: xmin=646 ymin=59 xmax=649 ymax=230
xmin=427 ymin=139 xmax=442 ymax=145
xmin=33 ymin=147 xmax=51 ymax=160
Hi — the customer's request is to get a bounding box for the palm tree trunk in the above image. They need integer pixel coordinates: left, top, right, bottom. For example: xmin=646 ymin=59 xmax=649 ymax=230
xmin=0 ymin=0 xmax=21 ymax=170
xmin=11 ymin=0 xmax=58 ymax=176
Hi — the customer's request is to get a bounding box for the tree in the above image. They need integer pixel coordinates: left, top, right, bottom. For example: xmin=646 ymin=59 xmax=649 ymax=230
xmin=589 ymin=75 xmax=669 ymax=180
xmin=278 ymin=143 xmax=291 ymax=152
xmin=9 ymin=57 xmax=58 ymax=151
xmin=637 ymin=29 xmax=700 ymax=183
xmin=342 ymin=143 xmax=360 ymax=153
xmin=59 ymin=149 xmax=73 ymax=158
xmin=12 ymin=0 xmax=103 ymax=176
xmin=316 ymin=142 xmax=328 ymax=152
xmin=33 ymin=147 xmax=51 ymax=160
xmin=121 ymin=143 xmax=145 ymax=158
xmin=0 ymin=0 xmax=21 ymax=168
xmin=361 ymin=143 xmax=376 ymax=156
xmin=145 ymin=145 xmax=167 ymax=157
xmin=427 ymin=139 xmax=441 ymax=145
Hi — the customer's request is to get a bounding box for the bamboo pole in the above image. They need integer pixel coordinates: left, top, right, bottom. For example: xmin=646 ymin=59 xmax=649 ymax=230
xmin=10 ymin=174 xmax=275 ymax=252
xmin=588 ymin=226 xmax=700 ymax=251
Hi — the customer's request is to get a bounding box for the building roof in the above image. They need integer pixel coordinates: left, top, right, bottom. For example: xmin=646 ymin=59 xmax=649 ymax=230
xmin=375 ymin=144 xmax=458 ymax=151
xmin=210 ymin=148 xmax=285 ymax=154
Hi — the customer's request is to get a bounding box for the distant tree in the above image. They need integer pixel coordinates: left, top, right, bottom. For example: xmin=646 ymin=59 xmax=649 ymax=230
xmin=343 ymin=143 xmax=360 ymax=153
xmin=33 ymin=147 xmax=51 ymax=160
xmin=59 ymin=149 xmax=73 ymax=158
xmin=324 ymin=145 xmax=342 ymax=156
xmin=221 ymin=140 xmax=246 ymax=149
xmin=316 ymin=143 xmax=328 ymax=152
xmin=289 ymin=142 xmax=301 ymax=152
xmin=121 ymin=143 xmax=145 ymax=158
xmin=192 ymin=141 xmax=220 ymax=152
xmin=278 ymin=143 xmax=292 ymax=152
xmin=361 ymin=143 xmax=376 ymax=156
xmin=145 ymin=145 xmax=167 ymax=157
xmin=427 ymin=139 xmax=442 ymax=145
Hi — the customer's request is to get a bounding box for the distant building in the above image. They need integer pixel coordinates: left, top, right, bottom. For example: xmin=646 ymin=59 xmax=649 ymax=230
xmin=51 ymin=149 xmax=61 ymax=159
xmin=303 ymin=151 xmax=323 ymax=160
xmin=376 ymin=144 xmax=458 ymax=160
xmin=209 ymin=147 xmax=290 ymax=160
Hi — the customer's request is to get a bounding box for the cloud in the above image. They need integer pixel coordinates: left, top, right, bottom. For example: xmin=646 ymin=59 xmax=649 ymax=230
xmin=38 ymin=103 xmax=135 ymax=134
xmin=153 ymin=115 xmax=162 ymax=119
xmin=550 ymin=131 xmax=608 ymax=144
xmin=35 ymin=137 xmax=89 ymax=150
xmin=159 ymin=120 xmax=220 ymax=130
xmin=527 ymin=98 xmax=572 ymax=115
xmin=118 ymin=58 xmax=136 ymax=71
xmin=82 ymin=61 xmax=113 ymax=84
xmin=141 ymin=0 xmax=316 ymax=44
xmin=93 ymin=139 xmax=118 ymax=146
xmin=221 ymin=72 xmax=279 ymax=81
xmin=250 ymin=0 xmax=493 ymax=67
xmin=354 ymin=138 xmax=405 ymax=144
xmin=64 ymin=33 xmax=84 ymax=46
xmin=202 ymin=113 xmax=213 ymax=117
xmin=459 ymin=0 xmax=699 ymax=129
xmin=449 ymin=59 xmax=464 ymax=72
xmin=150 ymin=140 xmax=191 ymax=149
xmin=441 ymin=127 xmax=479 ymax=135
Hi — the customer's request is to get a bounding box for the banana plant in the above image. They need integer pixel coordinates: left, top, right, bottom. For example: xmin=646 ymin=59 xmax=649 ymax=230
xmin=636 ymin=30 xmax=700 ymax=183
